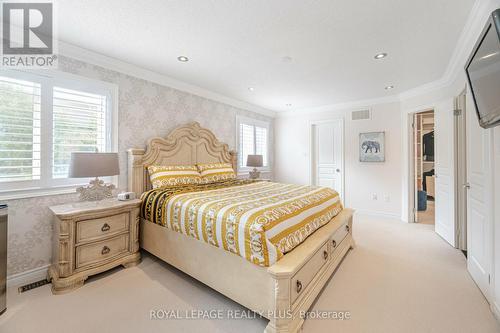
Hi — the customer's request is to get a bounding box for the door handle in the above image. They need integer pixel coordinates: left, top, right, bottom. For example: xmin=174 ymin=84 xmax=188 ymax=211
xmin=463 ymin=183 xmax=470 ymax=189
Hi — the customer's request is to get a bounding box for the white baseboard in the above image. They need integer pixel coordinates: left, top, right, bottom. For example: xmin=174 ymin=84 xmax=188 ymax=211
xmin=491 ymin=302 xmax=500 ymax=324
xmin=7 ymin=265 xmax=50 ymax=288
xmin=354 ymin=209 xmax=402 ymax=220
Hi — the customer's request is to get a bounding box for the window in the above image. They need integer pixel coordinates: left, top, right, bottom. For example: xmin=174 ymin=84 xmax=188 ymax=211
xmin=237 ymin=116 xmax=270 ymax=170
xmin=0 ymin=77 xmax=41 ymax=182
xmin=52 ymin=87 xmax=108 ymax=178
xmin=0 ymin=71 xmax=117 ymax=197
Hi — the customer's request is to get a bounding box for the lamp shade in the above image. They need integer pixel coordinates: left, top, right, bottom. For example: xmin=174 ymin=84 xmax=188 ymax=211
xmin=69 ymin=152 xmax=119 ymax=178
xmin=246 ymin=154 xmax=263 ymax=168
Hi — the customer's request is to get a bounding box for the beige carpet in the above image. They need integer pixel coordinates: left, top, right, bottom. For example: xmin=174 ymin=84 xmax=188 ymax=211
xmin=417 ymin=200 xmax=435 ymax=225
xmin=1 ymin=214 xmax=499 ymax=333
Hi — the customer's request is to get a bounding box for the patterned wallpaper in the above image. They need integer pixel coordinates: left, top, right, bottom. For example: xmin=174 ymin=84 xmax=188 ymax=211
xmin=4 ymin=56 xmax=274 ymax=277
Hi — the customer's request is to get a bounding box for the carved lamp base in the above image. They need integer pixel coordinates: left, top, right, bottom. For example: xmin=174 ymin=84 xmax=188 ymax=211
xmin=76 ymin=177 xmax=115 ymax=201
xmin=249 ymin=168 xmax=261 ymax=180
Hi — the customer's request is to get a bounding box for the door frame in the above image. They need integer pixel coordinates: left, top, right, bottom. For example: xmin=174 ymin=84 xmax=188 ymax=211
xmin=454 ymin=90 xmax=467 ymax=250
xmin=407 ymin=108 xmax=435 ymax=223
xmin=401 ymin=92 xmax=495 ymax=304
xmin=309 ymin=118 xmax=345 ymax=201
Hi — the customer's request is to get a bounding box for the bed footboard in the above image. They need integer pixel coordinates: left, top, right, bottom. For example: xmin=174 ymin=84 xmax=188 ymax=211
xmin=140 ymin=208 xmax=354 ymax=333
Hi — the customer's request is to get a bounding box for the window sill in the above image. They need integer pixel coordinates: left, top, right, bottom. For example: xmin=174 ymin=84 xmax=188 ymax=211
xmin=0 ymin=186 xmax=79 ymax=202
xmin=0 ymin=176 xmax=118 ymax=202
xmin=237 ymin=169 xmax=272 ymax=177
xmin=238 ymin=168 xmax=272 ymax=173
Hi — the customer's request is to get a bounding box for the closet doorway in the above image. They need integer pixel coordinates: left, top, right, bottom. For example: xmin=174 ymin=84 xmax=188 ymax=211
xmin=414 ymin=110 xmax=435 ymax=224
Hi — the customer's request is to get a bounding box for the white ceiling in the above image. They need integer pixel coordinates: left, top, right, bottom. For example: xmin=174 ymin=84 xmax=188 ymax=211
xmin=56 ymin=0 xmax=475 ymax=112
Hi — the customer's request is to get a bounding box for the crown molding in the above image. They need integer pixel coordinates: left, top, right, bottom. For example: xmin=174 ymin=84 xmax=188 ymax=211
xmin=279 ymin=0 xmax=496 ymax=117
xmin=398 ymin=0 xmax=496 ymax=100
xmin=58 ymin=41 xmax=277 ymax=118
xmin=277 ymin=94 xmax=400 ymax=118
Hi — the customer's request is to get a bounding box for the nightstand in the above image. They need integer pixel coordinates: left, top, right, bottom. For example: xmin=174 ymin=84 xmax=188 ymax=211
xmin=48 ymin=198 xmax=141 ymax=294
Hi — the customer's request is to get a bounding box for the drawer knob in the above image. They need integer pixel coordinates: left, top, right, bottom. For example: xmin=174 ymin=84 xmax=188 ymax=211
xmin=345 ymin=225 xmax=350 ymax=233
xmin=101 ymin=223 xmax=111 ymax=232
xmin=332 ymin=240 xmax=337 ymax=248
xmin=101 ymin=246 xmax=111 ymax=255
xmin=323 ymin=250 xmax=328 ymax=260
xmin=296 ymin=280 xmax=302 ymax=293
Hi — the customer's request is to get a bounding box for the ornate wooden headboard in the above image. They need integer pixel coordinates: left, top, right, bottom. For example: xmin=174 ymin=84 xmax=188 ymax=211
xmin=127 ymin=122 xmax=237 ymax=195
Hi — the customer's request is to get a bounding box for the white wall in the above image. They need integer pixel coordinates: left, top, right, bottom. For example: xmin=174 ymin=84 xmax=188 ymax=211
xmin=275 ymin=102 xmax=402 ymax=218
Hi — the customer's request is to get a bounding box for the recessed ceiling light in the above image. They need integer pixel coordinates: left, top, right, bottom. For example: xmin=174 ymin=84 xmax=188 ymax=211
xmin=385 ymin=85 xmax=394 ymax=90
xmin=177 ymin=56 xmax=189 ymax=62
xmin=374 ymin=53 xmax=388 ymax=60
xmin=248 ymin=87 xmax=255 ymax=92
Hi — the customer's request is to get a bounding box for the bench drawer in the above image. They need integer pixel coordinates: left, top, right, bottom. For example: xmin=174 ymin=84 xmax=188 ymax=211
xmin=291 ymin=242 xmax=329 ymax=304
xmin=330 ymin=222 xmax=350 ymax=255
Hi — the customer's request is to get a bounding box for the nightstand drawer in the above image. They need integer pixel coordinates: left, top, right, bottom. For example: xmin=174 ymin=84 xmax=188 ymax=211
xmin=75 ymin=234 xmax=129 ymax=269
xmin=76 ymin=213 xmax=129 ymax=243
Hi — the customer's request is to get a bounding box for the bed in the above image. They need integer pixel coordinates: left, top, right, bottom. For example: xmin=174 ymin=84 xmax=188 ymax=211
xmin=128 ymin=122 xmax=355 ymax=333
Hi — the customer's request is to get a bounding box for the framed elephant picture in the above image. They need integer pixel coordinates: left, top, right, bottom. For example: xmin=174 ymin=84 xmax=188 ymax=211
xmin=359 ymin=132 xmax=385 ymax=162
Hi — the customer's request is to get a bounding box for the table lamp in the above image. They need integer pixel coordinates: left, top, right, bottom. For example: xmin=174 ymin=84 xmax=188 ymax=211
xmin=69 ymin=152 xmax=119 ymax=201
xmin=246 ymin=154 xmax=263 ymax=179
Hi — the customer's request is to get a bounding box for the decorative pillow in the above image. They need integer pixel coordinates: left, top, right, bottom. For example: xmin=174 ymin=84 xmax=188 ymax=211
xmin=197 ymin=162 xmax=236 ymax=184
xmin=147 ymin=165 xmax=201 ymax=189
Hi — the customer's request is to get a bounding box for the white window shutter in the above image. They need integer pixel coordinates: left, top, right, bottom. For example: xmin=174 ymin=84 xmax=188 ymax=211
xmin=52 ymin=87 xmax=108 ymax=178
xmin=255 ymin=126 xmax=268 ymax=167
xmin=239 ymin=123 xmax=255 ymax=167
xmin=0 ymin=77 xmax=41 ymax=182
xmin=237 ymin=119 xmax=269 ymax=169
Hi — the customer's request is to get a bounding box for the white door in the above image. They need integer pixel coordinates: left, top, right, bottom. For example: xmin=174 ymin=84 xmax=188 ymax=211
xmin=466 ymin=92 xmax=492 ymax=299
xmin=312 ymin=120 xmax=344 ymax=198
xmin=434 ymin=99 xmax=456 ymax=247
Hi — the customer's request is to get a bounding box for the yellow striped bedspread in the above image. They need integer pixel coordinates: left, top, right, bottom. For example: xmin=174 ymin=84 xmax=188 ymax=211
xmin=140 ymin=180 xmax=343 ymax=267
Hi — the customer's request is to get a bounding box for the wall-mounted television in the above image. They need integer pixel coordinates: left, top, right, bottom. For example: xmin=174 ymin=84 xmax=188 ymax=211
xmin=465 ymin=8 xmax=500 ymax=129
